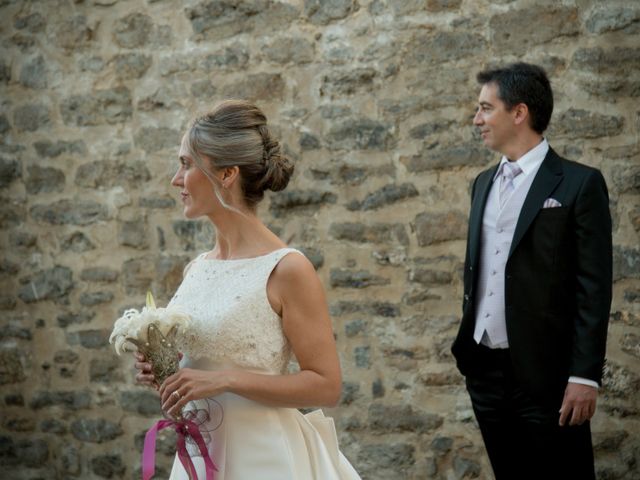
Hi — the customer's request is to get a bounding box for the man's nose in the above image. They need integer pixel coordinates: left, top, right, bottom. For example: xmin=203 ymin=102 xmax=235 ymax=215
xmin=473 ymin=110 xmax=482 ymax=125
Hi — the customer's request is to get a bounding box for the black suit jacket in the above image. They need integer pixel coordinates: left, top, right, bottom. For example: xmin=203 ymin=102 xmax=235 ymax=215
xmin=452 ymin=147 xmax=612 ymax=406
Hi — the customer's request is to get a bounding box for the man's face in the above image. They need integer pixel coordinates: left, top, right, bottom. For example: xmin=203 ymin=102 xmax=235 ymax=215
xmin=473 ymin=82 xmax=516 ymax=155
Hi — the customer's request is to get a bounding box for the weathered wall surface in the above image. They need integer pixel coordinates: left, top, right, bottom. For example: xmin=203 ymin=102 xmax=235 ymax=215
xmin=0 ymin=0 xmax=638 ymax=478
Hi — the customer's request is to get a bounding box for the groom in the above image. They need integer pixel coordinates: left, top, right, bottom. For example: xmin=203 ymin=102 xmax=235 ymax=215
xmin=452 ymin=63 xmax=612 ymax=480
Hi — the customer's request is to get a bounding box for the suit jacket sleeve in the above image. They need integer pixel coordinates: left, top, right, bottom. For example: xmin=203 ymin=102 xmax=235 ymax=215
xmin=570 ymin=168 xmax=612 ymax=385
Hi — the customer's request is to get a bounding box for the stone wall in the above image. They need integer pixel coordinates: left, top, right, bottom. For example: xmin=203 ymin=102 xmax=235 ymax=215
xmin=1 ymin=0 xmax=639 ymax=478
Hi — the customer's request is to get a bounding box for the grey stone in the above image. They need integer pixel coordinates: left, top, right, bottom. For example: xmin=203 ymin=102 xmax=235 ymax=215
xmin=0 ymin=200 xmax=24 ymax=228
xmin=551 ymin=109 xmax=624 ymax=139
xmin=431 ymin=436 xmax=454 ymax=455
xmin=0 ymin=325 xmax=32 ymax=340
xmin=3 ymin=417 xmax=35 ymax=432
xmin=78 ymin=55 xmax=105 ymax=72
xmin=369 ymin=403 xmax=443 ymax=433
xmin=309 ymin=162 xmax=395 ymax=186
xmin=586 ymin=7 xmax=640 ymax=34
xmin=18 ymin=266 xmax=73 ymax=303
xmin=71 ymin=418 xmax=123 ymax=443
xmin=340 ymin=382 xmax=360 ymax=405
xmin=113 ymin=52 xmax=152 ymax=79
xmin=578 ymin=78 xmax=640 ymax=100
xmin=296 ymin=246 xmax=325 ymax=270
xmin=357 ymin=443 xmax=415 ymax=472
xmin=0 ymin=157 xmax=21 ymax=188
xmin=330 ymin=222 xmax=409 ymax=245
xmin=120 ymin=391 xmax=162 ymax=416
xmin=79 ymin=291 xmax=114 ymax=306
xmin=25 ymin=166 xmax=65 ymax=194
xmin=304 ymin=0 xmax=358 ymax=25
xmin=327 ymin=119 xmax=395 ymax=151
xmin=119 ymin=220 xmax=148 ymax=248
xmin=489 ymin=7 xmax=578 ymax=55
xmin=134 ymin=429 xmax=177 ymax=456
xmin=60 ymin=444 xmax=80 ymax=475
xmin=19 ymin=55 xmax=46 ymax=89
xmin=53 ymin=15 xmax=94 ymax=50
xmin=29 ymin=391 xmax=91 ymax=410
xmin=263 ymin=36 xmax=314 ymax=64
xmin=113 ymin=12 xmax=153 ymax=48
xmin=372 ymin=379 xmax=385 ymax=398
xmin=345 ymin=319 xmax=366 ymax=337
xmin=122 ymin=257 xmax=154 ymax=294
xmin=403 ymin=143 xmax=492 ymax=172
xmin=13 ymin=104 xmax=50 ymax=131
xmin=354 ymin=346 xmax=370 ymax=368
xmin=66 ymin=329 xmax=110 ymax=349
xmin=91 ymin=454 xmax=125 ymax=478
xmin=10 ymin=231 xmax=37 ymax=248
xmin=5 ymin=394 xmax=24 ymax=406
xmin=620 ymin=333 xmax=640 ymax=359
xmin=602 ymin=362 xmax=640 ymax=398
xmin=347 ymin=183 xmax=418 ymax=211
xmin=75 ymin=160 xmax=151 ymax=188
xmin=60 ymin=87 xmax=133 ymax=126
xmin=330 ymin=269 xmax=390 ymax=289
xmin=414 ymin=211 xmax=468 ymax=246
xmin=14 ymin=13 xmax=45 ymax=32
xmin=0 ymin=259 xmax=19 ymax=276
xmin=222 ymin=73 xmax=286 ymax=102
xmin=613 ymin=246 xmax=640 ymax=281
xmin=320 ymin=105 xmax=351 ymax=119
xmin=409 ymin=268 xmax=453 ymax=285
xmin=0 ymin=436 xmax=48 ymax=467
xmin=321 ymin=68 xmax=376 ymax=97
xmin=0 ymin=295 xmax=16 ymax=310
xmin=406 ymin=31 xmax=486 ymax=65
xmin=572 ymin=47 xmax=640 ymax=74
xmin=453 ymin=456 xmax=481 ymax=479
xmin=139 ymin=196 xmax=176 ymax=209
xmin=172 ymin=220 xmax=214 ymax=251
xmin=190 ymin=79 xmax=217 ymax=98
xmin=33 ymin=139 xmax=87 ymax=157
xmin=611 ymin=163 xmax=640 ymax=195
xmin=0 ymin=114 xmax=9 ymax=134
xmin=201 ymin=45 xmax=250 ymax=70
xmin=330 ymin=300 xmax=400 ymax=317
xmin=80 ymin=267 xmax=119 ymax=283
xmin=30 ymin=199 xmax=108 ymax=225
xmin=134 ymin=127 xmax=181 ymax=153
xmin=409 ymin=120 xmax=454 ymax=139
xmin=299 ymin=132 xmax=321 ymax=150
xmin=270 ymin=190 xmax=337 ymax=218
xmin=40 ymin=418 xmax=67 ymax=434
xmin=61 ymin=232 xmax=95 ymax=253
xmin=90 ymin=357 xmax=124 ymax=383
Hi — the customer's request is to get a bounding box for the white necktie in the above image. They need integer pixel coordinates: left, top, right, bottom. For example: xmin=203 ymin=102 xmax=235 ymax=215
xmin=499 ymin=162 xmax=523 ymax=208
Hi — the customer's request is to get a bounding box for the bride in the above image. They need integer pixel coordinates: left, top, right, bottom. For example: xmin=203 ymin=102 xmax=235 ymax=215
xmin=134 ymin=99 xmax=361 ymax=479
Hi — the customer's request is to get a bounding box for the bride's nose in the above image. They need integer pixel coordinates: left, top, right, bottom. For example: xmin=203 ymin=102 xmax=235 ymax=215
xmin=171 ymin=168 xmax=183 ymax=187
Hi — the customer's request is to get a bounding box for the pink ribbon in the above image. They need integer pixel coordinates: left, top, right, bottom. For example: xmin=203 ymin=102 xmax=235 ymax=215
xmin=142 ymin=418 xmax=217 ymax=480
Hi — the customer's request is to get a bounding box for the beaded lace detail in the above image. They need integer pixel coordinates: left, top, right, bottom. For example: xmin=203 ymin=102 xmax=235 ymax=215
xmin=168 ymin=248 xmax=301 ymax=374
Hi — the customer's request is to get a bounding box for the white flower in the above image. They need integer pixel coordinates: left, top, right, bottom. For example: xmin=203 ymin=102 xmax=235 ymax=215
xmin=109 ymin=291 xmax=191 ymax=355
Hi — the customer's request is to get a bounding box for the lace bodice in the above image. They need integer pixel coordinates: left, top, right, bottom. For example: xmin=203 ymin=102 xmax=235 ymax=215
xmin=169 ymin=248 xmax=301 ymax=374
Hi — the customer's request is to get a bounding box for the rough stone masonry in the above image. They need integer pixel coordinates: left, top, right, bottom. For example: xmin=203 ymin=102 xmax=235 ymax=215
xmin=0 ymin=0 xmax=639 ymax=478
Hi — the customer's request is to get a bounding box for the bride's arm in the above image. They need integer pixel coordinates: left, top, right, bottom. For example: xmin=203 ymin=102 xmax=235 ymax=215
xmin=159 ymin=253 xmax=343 ymax=414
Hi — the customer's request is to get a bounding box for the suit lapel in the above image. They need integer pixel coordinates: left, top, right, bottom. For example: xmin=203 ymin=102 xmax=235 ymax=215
xmin=469 ymin=165 xmax=499 ymax=268
xmin=508 ymin=148 xmax=564 ymax=258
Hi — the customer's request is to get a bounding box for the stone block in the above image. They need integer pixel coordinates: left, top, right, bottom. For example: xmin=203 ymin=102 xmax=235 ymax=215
xmin=613 ymin=246 xmax=640 ymax=281
xmin=326 ymin=119 xmax=395 ymax=151
xmin=33 ymin=139 xmax=86 ymax=157
xmin=321 ymin=68 xmax=376 ymax=97
xmin=347 ymin=183 xmax=418 ymax=211
xmin=330 ymin=222 xmax=409 ymax=245
xmin=269 ymin=190 xmax=337 ymax=218
xmin=263 ymin=36 xmax=314 ymax=64
xmin=402 ymin=143 xmax=492 ymax=172
xmin=71 ymin=418 xmax=123 ymax=443
xmin=113 ymin=53 xmax=152 ymax=79
xmin=586 ymin=7 xmax=640 ymax=34
xmin=29 ymin=390 xmax=91 ymax=410
xmin=222 ymin=72 xmax=286 ymax=102
xmin=19 ymin=55 xmax=46 ymax=89
xmin=61 ymin=232 xmax=95 ymax=253
xmin=551 ymin=109 xmax=624 ymax=139
xmin=25 ymin=165 xmax=65 ymax=194
xmin=60 ymin=87 xmax=132 ymax=126
xmin=13 ymin=104 xmax=50 ymax=131
xmin=113 ymin=12 xmax=153 ymax=48
xmin=66 ymin=329 xmax=111 ymax=349
xmin=414 ymin=211 xmax=468 ymax=246
xmin=18 ymin=266 xmax=73 ymax=303
xmin=330 ymin=269 xmax=390 ymax=289
xmin=304 ymin=0 xmax=359 ymax=25
xmin=0 ymin=157 xmax=21 ymax=188
xmin=52 ymin=14 xmax=94 ymax=50
xmin=75 ymin=160 xmax=151 ymax=188
xmin=91 ymin=454 xmax=125 ymax=478
xmin=134 ymin=127 xmax=181 ymax=154
xmin=30 ymin=200 xmax=108 ymax=225
xmin=120 ymin=391 xmax=162 ymax=416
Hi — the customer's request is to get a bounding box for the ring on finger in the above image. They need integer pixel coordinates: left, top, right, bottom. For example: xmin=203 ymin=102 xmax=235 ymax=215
xmin=172 ymin=390 xmax=181 ymax=400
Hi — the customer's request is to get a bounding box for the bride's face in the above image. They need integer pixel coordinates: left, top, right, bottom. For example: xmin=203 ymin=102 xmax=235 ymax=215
xmin=171 ymin=136 xmax=220 ymax=219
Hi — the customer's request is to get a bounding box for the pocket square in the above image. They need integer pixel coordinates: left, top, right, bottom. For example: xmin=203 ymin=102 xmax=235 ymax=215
xmin=542 ymin=198 xmax=562 ymax=208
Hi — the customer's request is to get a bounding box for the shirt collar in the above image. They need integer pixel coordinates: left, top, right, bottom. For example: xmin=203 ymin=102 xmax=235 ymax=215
xmin=493 ymin=138 xmax=549 ymax=181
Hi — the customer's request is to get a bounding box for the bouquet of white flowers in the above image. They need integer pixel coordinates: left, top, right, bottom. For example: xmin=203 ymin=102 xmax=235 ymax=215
xmin=109 ymin=291 xmax=191 ymax=385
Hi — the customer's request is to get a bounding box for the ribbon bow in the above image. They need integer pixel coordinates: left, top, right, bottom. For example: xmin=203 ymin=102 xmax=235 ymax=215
xmin=143 ymin=418 xmax=217 ymax=480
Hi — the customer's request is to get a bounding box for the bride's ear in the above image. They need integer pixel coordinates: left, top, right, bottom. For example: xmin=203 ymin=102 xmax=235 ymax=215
xmin=221 ymin=166 xmax=240 ymax=189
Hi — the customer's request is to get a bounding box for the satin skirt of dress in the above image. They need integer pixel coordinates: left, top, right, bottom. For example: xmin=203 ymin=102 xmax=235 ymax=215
xmin=168 ymin=392 xmax=361 ymax=480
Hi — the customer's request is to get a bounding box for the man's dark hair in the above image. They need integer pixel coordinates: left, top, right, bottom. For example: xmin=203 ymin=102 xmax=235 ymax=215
xmin=477 ymin=62 xmax=553 ymax=134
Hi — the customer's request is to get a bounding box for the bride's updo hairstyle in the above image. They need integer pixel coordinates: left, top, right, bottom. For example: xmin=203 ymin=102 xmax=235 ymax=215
xmin=185 ymin=100 xmax=294 ymax=208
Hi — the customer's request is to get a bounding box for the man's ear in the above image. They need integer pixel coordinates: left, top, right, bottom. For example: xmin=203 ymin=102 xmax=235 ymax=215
xmin=513 ymin=103 xmax=529 ymax=126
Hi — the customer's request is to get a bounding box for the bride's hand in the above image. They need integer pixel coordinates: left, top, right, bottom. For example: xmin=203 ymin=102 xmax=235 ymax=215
xmin=133 ymin=351 xmax=158 ymax=389
xmin=159 ymin=368 xmax=230 ymax=418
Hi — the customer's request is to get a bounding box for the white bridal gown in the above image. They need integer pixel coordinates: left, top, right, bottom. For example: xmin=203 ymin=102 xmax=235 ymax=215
xmin=167 ymin=248 xmax=361 ymax=480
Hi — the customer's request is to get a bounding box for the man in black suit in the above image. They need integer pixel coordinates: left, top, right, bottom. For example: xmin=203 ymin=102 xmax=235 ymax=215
xmin=452 ymin=63 xmax=612 ymax=479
